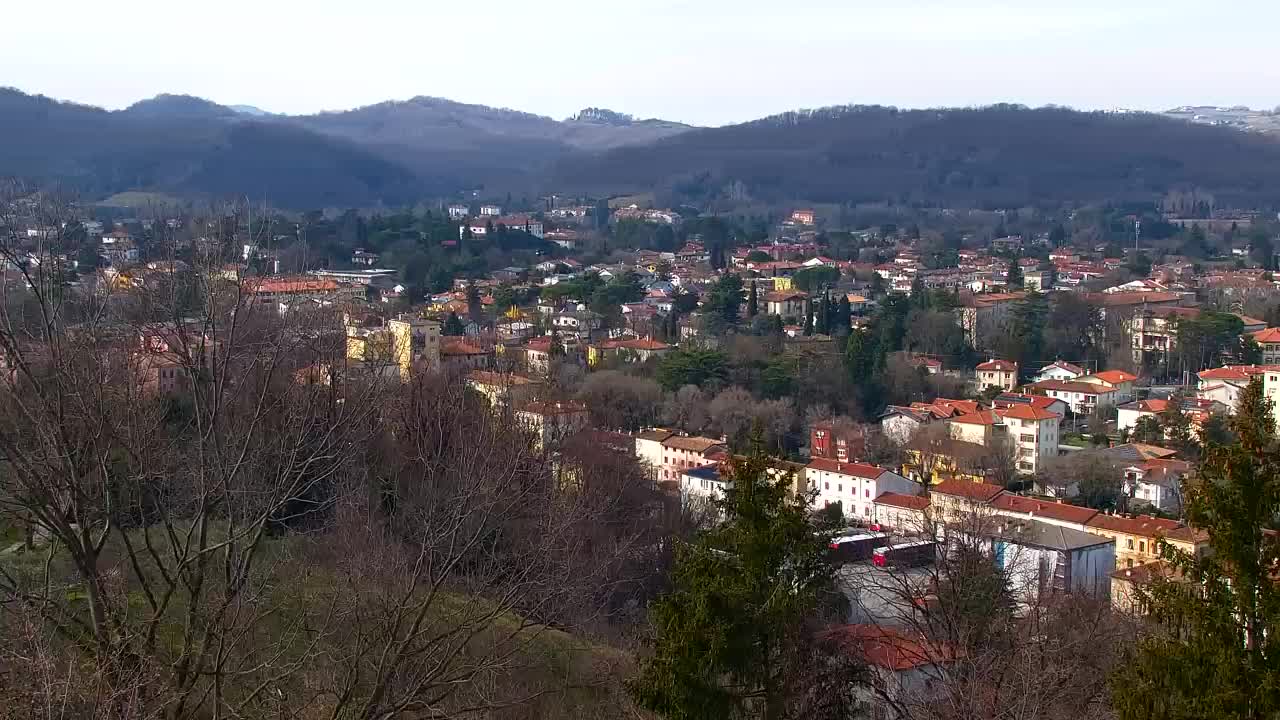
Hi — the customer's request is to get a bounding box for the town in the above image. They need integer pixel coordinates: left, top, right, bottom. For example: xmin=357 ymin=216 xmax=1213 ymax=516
xmin=1 ymin=183 xmax=1277 ymax=719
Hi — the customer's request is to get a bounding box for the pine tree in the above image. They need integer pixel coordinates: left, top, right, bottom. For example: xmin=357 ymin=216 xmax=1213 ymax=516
xmin=802 ymin=299 xmax=814 ymax=336
xmin=1006 ymin=257 xmax=1024 ymax=289
xmin=747 ymin=281 xmax=759 ymax=317
xmin=1112 ymin=377 xmax=1280 ymax=719
xmin=630 ymin=439 xmax=859 ymax=719
xmin=442 ymin=312 xmax=465 ymax=336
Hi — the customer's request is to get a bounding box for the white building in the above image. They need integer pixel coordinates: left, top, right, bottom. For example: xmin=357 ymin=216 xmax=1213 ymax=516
xmin=1077 ymin=370 xmax=1138 ymax=404
xmin=480 ymin=204 xmax=502 ymax=217
xmin=806 ymin=459 xmax=919 ymax=522
xmin=1024 ymin=379 xmax=1117 ymax=415
xmin=975 ymin=359 xmax=1019 ymax=391
xmin=979 ymin=518 xmax=1116 ymax=605
xmin=1034 ymin=360 xmax=1086 ymax=383
xmin=447 ymin=204 xmax=470 ymax=219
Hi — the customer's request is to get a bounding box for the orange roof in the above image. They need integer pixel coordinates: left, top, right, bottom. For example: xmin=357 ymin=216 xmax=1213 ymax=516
xmin=442 ymin=340 xmax=490 ymax=356
xmin=517 ymin=400 xmax=588 ymax=416
xmin=950 ymin=410 xmax=1001 ymax=426
xmin=874 ymin=492 xmax=930 ymax=511
xmin=934 ymin=398 xmax=983 ymax=416
xmin=931 ymin=480 xmax=1005 ymax=503
xmin=1251 ymin=327 xmax=1280 ymax=343
xmin=615 ymin=338 xmax=671 ymax=351
xmin=807 ymin=458 xmax=887 ymax=479
xmin=1089 ymin=370 xmax=1138 ymax=384
xmin=824 ymin=625 xmax=956 ymax=671
xmin=1197 ymin=365 xmax=1279 ymax=382
xmin=1086 ymin=513 xmax=1184 ymax=537
xmin=1026 ymin=379 xmax=1115 ymax=394
xmin=245 ymin=278 xmax=340 ymax=294
xmin=976 ymin=359 xmax=1018 ymax=372
xmin=662 ymin=435 xmax=725 ymax=453
xmin=1124 ymin=398 xmax=1168 ymax=413
xmin=995 ymin=404 xmax=1061 ymax=421
xmin=991 ymin=495 xmax=1098 ymax=525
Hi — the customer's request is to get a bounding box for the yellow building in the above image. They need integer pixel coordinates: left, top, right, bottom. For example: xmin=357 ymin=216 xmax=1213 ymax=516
xmin=344 ymin=314 xmax=441 ymax=381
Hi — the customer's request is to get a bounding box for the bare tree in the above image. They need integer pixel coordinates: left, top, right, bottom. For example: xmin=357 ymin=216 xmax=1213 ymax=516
xmin=0 ymin=195 xmax=647 ymax=719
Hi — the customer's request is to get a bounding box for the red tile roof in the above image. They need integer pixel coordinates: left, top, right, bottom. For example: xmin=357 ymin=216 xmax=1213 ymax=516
xmin=995 ymin=404 xmax=1061 ymax=421
xmin=663 ymin=435 xmax=726 ymax=453
xmin=245 ymin=278 xmax=340 ymax=294
xmin=1251 ymin=327 xmax=1280 ymax=343
xmin=1123 ymin=398 xmax=1168 ymax=413
xmin=991 ymin=495 xmax=1098 ymax=525
xmin=1026 ymin=379 xmax=1116 ymax=395
xmin=615 ymin=338 xmax=671 ymax=351
xmin=1085 ymin=513 xmax=1184 ymax=537
xmin=1089 ymin=370 xmax=1138 ymax=385
xmin=931 ymin=480 xmax=1005 ymax=503
xmin=824 ymin=625 xmax=956 ymax=671
xmin=874 ymin=492 xmax=931 ymax=511
xmin=806 ymin=458 xmax=887 ymax=479
xmin=976 ymin=359 xmax=1018 ymax=372
xmin=951 ymin=410 xmax=1001 ymax=426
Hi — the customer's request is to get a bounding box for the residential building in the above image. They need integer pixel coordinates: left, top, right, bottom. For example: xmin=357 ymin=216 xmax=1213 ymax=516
xmin=826 ymin=625 xmax=954 ymax=720
xmin=447 ymin=204 xmax=470 ymax=219
xmin=1197 ymin=364 xmax=1272 ymax=411
xmin=441 ymin=338 xmax=493 ymax=371
xmin=873 ymin=492 xmax=931 ymax=534
xmin=806 ymin=459 xmax=919 ymax=522
xmin=927 ymin=481 xmax=1006 ymax=530
xmin=1077 ymin=370 xmax=1138 ymax=403
xmin=1084 ymin=513 xmax=1202 ymax=568
xmin=479 ymin=204 xmax=502 ymax=217
xmin=975 ymin=359 xmax=1018 ymax=391
xmin=1129 ymin=306 xmax=1202 ymax=363
xmin=465 ymin=370 xmax=543 ymax=408
xmin=515 ymin=400 xmax=590 ymax=451
xmin=497 ymin=214 xmax=544 ymax=239
xmin=351 ymin=249 xmax=380 ymax=266
xmin=586 ymin=337 xmax=672 ymax=367
xmin=634 ymin=430 xmax=728 ymax=485
xmin=879 ymin=406 xmax=937 ymax=445
xmin=980 ymin=518 xmax=1116 ymax=602
xmin=1250 ymin=327 xmax=1280 ymax=364
xmin=989 ymin=494 xmax=1098 ymax=531
xmin=1024 ymin=379 xmax=1117 ymax=415
xmin=1034 ymin=360 xmax=1086 ymax=383
xmin=764 ymin=291 xmax=808 ymax=319
xmin=810 ymin=421 xmax=867 ymax=462
xmin=992 ymin=403 xmax=1061 ymax=475
xmin=992 ymin=392 xmax=1069 ymax=419
xmin=679 ymin=463 xmax=727 ymax=505
xmin=1122 ymin=458 xmax=1191 ymax=514
xmin=955 ymin=292 xmax=1025 ymax=348
xmin=790 ymin=208 xmax=816 ymax=225
xmin=1116 ymin=398 xmax=1166 ymax=434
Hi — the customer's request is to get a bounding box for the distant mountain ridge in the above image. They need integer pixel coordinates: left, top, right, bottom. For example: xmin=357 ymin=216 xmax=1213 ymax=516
xmin=3 ymin=86 xmax=1280 ymax=210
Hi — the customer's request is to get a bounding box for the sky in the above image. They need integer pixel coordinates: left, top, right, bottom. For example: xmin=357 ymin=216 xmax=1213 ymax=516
xmin=5 ymin=0 xmax=1278 ymax=126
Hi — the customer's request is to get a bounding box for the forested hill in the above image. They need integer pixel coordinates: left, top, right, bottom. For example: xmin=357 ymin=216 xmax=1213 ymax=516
xmin=0 ymin=88 xmax=422 ymax=208
xmin=548 ymin=105 xmax=1280 ymax=208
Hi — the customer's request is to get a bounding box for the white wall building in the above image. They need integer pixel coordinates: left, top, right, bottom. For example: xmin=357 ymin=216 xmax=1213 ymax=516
xmin=807 ymin=459 xmax=919 ymax=522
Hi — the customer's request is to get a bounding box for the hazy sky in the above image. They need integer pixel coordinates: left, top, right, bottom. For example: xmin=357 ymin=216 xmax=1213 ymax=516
xmin=6 ymin=0 xmax=1278 ymax=126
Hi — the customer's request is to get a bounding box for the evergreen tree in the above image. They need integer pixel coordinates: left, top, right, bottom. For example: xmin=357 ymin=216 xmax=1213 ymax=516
xmin=747 ymin=281 xmax=759 ymax=318
xmin=442 ymin=312 xmax=465 ymax=336
xmin=834 ymin=296 xmax=852 ymax=336
xmin=630 ymin=440 xmax=859 ymax=719
xmin=1159 ymin=391 xmax=1198 ymax=457
xmin=1112 ymin=378 xmax=1280 ymax=719
xmin=910 ymin=273 xmax=927 ymax=307
xmin=802 ymin=299 xmax=814 ymax=337
xmin=1006 ymin=257 xmax=1024 ymax=289
xmin=465 ymin=281 xmax=483 ymax=324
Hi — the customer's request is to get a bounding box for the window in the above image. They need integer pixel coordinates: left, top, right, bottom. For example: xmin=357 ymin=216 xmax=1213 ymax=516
xmin=837 ymin=484 xmax=842 ymax=493
xmin=865 ymin=490 xmax=871 ymax=498
xmin=1127 ymin=539 xmax=1134 ymax=550
xmin=1139 ymin=541 xmax=1146 ymax=553
xmin=1020 ymin=434 xmax=1035 ymax=443
xmin=824 ymin=482 xmax=829 ymax=490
